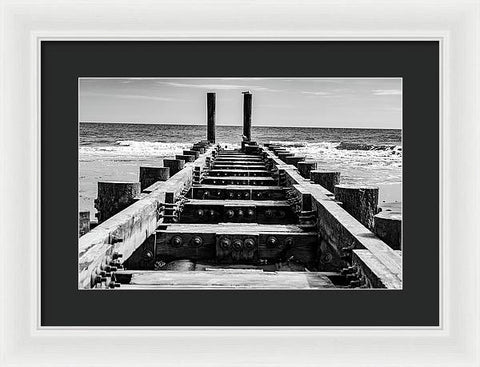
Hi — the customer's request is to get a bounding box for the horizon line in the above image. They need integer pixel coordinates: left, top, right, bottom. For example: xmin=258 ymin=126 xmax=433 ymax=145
xmin=79 ymin=121 xmax=402 ymax=130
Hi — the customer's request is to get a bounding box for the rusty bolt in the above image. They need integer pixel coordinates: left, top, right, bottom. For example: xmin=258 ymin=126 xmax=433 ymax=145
xmin=171 ymin=236 xmax=183 ymax=247
xmin=265 ymin=210 xmax=273 ymax=218
xmin=266 ymin=236 xmax=278 ymax=247
xmin=220 ymin=237 xmax=231 ymax=250
xmin=237 ymin=209 xmax=244 ymax=217
xmin=191 ymin=236 xmax=203 ymax=247
xmin=232 ymin=239 xmax=243 ymax=251
xmin=244 ymin=238 xmax=255 ymax=250
xmin=226 ymin=209 xmax=235 ymax=219
xmin=284 ymin=237 xmax=294 ymax=246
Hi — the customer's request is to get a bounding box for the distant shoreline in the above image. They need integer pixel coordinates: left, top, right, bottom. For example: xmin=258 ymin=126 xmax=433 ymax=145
xmin=79 ymin=121 xmax=402 ymax=130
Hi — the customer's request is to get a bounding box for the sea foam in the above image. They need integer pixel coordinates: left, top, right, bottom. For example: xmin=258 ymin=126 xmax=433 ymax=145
xmin=79 ymin=140 xmax=193 ymax=159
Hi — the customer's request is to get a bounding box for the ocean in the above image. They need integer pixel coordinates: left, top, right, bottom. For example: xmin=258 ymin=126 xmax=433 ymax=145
xmin=79 ymin=122 xmax=402 ymax=217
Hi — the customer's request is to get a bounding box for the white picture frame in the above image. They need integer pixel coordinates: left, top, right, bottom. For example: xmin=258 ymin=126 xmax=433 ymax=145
xmin=1 ymin=0 xmax=479 ymax=366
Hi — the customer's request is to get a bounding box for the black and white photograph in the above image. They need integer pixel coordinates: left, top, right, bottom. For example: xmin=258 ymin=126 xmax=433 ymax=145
xmin=78 ymin=77 xmax=402 ymax=290
xmin=6 ymin=0 xmax=480 ymax=362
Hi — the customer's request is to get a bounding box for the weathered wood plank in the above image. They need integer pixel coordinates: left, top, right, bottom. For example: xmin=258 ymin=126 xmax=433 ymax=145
xmin=352 ymin=249 xmax=402 ymax=289
xmin=217 ymin=154 xmax=261 ymax=158
xmin=190 ymin=185 xmax=285 ymax=200
xmin=202 ymin=176 xmax=275 ymax=186
xmin=115 ymin=270 xmax=335 ymax=289
xmin=192 ymin=184 xmax=282 ymax=190
xmin=180 ymin=199 xmax=296 ymax=224
xmin=212 ymin=163 xmax=266 ymax=168
xmin=208 ymin=169 xmax=270 ymax=177
xmin=157 ymin=223 xmax=310 ymax=233
xmin=186 ymin=199 xmax=288 ymax=206
xmin=214 ymin=157 xmax=263 ymax=162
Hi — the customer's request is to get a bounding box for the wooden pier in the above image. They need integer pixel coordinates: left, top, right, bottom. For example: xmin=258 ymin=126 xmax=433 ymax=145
xmin=79 ymin=93 xmax=402 ymax=290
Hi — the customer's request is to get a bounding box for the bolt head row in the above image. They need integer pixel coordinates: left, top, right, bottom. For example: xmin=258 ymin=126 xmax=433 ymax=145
xmin=195 ymin=209 xmax=216 ymax=217
xmin=170 ymin=235 xmax=204 ymax=248
xmin=219 ymin=237 xmax=256 ymax=251
xmin=266 ymin=236 xmax=294 ymax=248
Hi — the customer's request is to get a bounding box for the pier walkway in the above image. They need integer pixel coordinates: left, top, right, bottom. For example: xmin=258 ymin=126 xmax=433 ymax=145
xmin=78 ymin=92 xmax=402 ymax=290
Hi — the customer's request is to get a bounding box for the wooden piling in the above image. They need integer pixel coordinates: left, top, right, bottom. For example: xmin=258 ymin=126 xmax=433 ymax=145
xmin=175 ymin=154 xmax=195 ymax=163
xmin=285 ymin=156 xmax=305 ymax=167
xmin=278 ymin=152 xmax=294 ymax=162
xmin=374 ymin=203 xmax=402 ymax=250
xmin=183 ymin=149 xmax=200 ymax=160
xmin=139 ymin=166 xmax=170 ymax=191
xmin=163 ymin=158 xmax=185 ymax=176
xmin=79 ymin=211 xmax=90 ymax=237
xmin=94 ymin=182 xmax=141 ymax=223
xmin=243 ymin=91 xmax=252 ymax=141
xmin=207 ymin=92 xmax=216 ymax=143
xmin=310 ymin=170 xmax=341 ymax=193
xmin=334 ymin=185 xmax=379 ymax=231
xmin=297 ymin=161 xmax=317 ymax=179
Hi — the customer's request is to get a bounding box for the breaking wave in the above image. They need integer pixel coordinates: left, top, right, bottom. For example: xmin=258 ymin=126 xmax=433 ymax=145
xmin=79 ymin=140 xmax=192 ymax=159
xmin=269 ymin=140 xmax=402 ymax=155
xmin=269 ymin=140 xmax=402 ymax=182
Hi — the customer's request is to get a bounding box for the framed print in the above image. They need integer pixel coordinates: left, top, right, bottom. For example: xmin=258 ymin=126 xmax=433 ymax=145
xmin=1 ymin=0 xmax=479 ymax=366
xmin=46 ymin=41 xmax=433 ymax=327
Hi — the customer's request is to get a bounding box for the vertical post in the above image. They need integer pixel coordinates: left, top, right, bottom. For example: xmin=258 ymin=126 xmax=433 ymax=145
xmin=278 ymin=152 xmax=295 ymax=162
xmin=243 ymin=91 xmax=252 ymax=141
xmin=334 ymin=185 xmax=379 ymax=231
xmin=163 ymin=158 xmax=185 ymax=176
xmin=94 ymin=182 xmax=141 ymax=223
xmin=139 ymin=166 xmax=170 ymax=191
xmin=297 ymin=161 xmax=317 ymax=179
xmin=285 ymin=156 xmax=306 ymax=167
xmin=374 ymin=203 xmax=402 ymax=250
xmin=207 ymin=92 xmax=216 ymax=143
xmin=310 ymin=171 xmax=341 ymax=193
xmin=79 ymin=211 xmax=90 ymax=237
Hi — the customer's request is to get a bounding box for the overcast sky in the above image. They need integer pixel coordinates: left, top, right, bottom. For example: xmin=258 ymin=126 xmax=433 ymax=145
xmin=79 ymin=78 xmax=401 ymax=129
